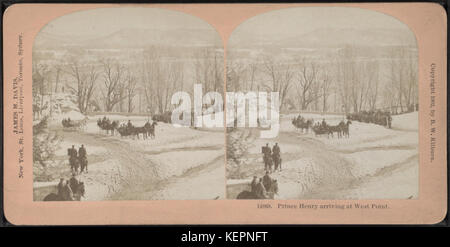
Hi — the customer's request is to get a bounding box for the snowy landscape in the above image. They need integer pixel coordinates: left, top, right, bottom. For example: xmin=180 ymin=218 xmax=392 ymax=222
xmin=227 ymin=112 xmax=418 ymax=199
xmin=33 ymin=7 xmax=419 ymax=201
xmin=33 ymin=93 xmax=225 ymax=201
xmin=32 ymin=7 xmax=225 ymax=201
xmin=226 ymin=7 xmax=419 ymax=200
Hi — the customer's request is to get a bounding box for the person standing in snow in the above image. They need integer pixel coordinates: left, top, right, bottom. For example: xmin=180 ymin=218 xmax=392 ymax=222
xmin=78 ymin=144 xmax=88 ymax=173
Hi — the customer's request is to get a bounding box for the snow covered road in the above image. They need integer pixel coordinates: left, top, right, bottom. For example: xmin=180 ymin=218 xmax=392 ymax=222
xmin=226 ymin=112 xmax=418 ymax=200
xmin=33 ymin=116 xmax=225 ymax=201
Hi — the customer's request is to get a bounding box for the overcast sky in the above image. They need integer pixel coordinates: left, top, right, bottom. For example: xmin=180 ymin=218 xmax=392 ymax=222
xmin=40 ymin=7 xmax=214 ymax=38
xmin=230 ymin=7 xmax=416 ymax=45
xmin=39 ymin=6 xmax=416 ymax=47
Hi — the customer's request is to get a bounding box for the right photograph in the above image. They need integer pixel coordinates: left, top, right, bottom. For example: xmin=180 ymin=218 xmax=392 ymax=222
xmin=226 ymin=7 xmax=419 ymax=200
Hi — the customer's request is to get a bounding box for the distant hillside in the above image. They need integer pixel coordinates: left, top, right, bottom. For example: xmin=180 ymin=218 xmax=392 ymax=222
xmin=34 ymin=28 xmax=222 ymax=49
xmin=230 ymin=28 xmax=416 ymax=49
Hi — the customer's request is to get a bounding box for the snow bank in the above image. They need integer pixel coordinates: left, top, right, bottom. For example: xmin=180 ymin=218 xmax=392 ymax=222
xmin=80 ymin=159 xmax=126 ymax=201
xmin=392 ymin=112 xmax=418 ymax=131
xmin=34 ymin=93 xmax=86 ymax=124
xmin=55 ymin=140 xmax=108 ymax=156
xmin=147 ymin=149 xmax=223 ymax=179
xmin=227 ymin=111 xmax=419 ymax=199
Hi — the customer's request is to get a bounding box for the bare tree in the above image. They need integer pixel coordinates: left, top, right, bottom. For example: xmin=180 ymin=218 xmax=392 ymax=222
xmin=100 ymin=58 xmax=126 ymax=112
xmin=32 ymin=62 xmax=51 ymax=113
xmin=125 ymin=69 xmax=137 ymax=113
xmin=67 ymin=60 xmax=99 ymax=113
xmin=261 ymin=57 xmax=294 ymax=110
xmin=320 ymin=69 xmax=332 ymax=112
xmin=294 ymin=60 xmax=321 ymax=111
xmin=141 ymin=47 xmax=185 ymax=114
xmin=194 ymin=48 xmax=223 ymax=93
xmin=386 ymin=46 xmax=418 ymax=113
xmin=366 ymin=61 xmax=380 ymax=111
xmin=142 ymin=48 xmax=159 ymax=114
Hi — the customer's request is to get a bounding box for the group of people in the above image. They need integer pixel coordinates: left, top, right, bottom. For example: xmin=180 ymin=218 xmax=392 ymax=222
xmin=56 ymin=173 xmax=84 ymax=201
xmin=250 ymin=171 xmax=278 ymax=199
xmin=310 ymin=118 xmax=352 ymax=138
xmin=261 ymin=143 xmax=282 ymax=172
xmin=97 ymin=116 xmax=119 ymax=135
xmin=347 ymin=110 xmax=392 ymax=128
xmin=116 ymin=119 xmax=157 ymax=139
xmin=61 ymin=116 xmax=88 ymax=129
xmin=292 ymin=115 xmax=314 ymax=133
xmin=68 ymin=144 xmax=88 ymax=173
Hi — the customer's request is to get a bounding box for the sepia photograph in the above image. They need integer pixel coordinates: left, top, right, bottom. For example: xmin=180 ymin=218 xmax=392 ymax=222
xmin=2 ymin=2 xmax=446 ymax=225
xmin=32 ymin=7 xmax=225 ymax=201
xmin=226 ymin=7 xmax=419 ymax=200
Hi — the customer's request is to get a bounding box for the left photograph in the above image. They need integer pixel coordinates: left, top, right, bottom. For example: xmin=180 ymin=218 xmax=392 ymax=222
xmin=32 ymin=7 xmax=225 ymax=201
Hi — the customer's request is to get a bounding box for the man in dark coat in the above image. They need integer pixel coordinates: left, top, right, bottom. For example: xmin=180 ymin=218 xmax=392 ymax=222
xmin=263 ymin=143 xmax=272 ymax=171
xmin=78 ymin=144 xmax=86 ymax=158
xmin=250 ymin=176 xmax=258 ymax=193
xmin=78 ymin=144 xmax=88 ymax=173
xmin=387 ymin=113 xmax=392 ymax=129
xmin=69 ymin=173 xmax=79 ymax=193
xmin=272 ymin=143 xmax=280 ymax=155
xmin=68 ymin=145 xmax=77 ymax=171
xmin=127 ymin=120 xmax=133 ymax=129
xmin=68 ymin=145 xmax=77 ymax=158
xmin=272 ymin=143 xmax=281 ymax=171
xmin=57 ymin=178 xmax=65 ymax=197
xmin=262 ymin=171 xmax=272 ymax=191
xmin=61 ymin=180 xmax=74 ymax=201
xmin=321 ymin=118 xmax=327 ymax=128
xmin=254 ymin=178 xmax=267 ymax=199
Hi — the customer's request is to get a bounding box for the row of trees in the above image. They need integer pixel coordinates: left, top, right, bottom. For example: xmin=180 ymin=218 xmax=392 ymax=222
xmin=227 ymin=45 xmax=418 ymax=114
xmin=32 ymin=47 xmax=224 ymax=116
xmin=33 ymin=45 xmax=417 ymax=117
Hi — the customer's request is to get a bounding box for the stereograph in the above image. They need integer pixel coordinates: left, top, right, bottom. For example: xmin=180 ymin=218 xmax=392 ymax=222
xmin=2 ymin=3 xmax=447 ymax=225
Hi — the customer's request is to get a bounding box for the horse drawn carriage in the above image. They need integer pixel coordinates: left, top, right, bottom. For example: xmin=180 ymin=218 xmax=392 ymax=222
xmin=292 ymin=116 xmax=313 ymax=133
xmin=116 ymin=121 xmax=157 ymax=139
xmin=61 ymin=117 xmax=88 ymax=130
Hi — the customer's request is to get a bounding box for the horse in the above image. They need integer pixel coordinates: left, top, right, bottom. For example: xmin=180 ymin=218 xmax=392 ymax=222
xmin=97 ymin=118 xmax=118 ymax=135
xmin=341 ymin=120 xmax=352 ymax=138
xmin=236 ymin=179 xmax=279 ymax=199
xmin=43 ymin=182 xmax=85 ymax=201
xmin=145 ymin=121 xmax=157 ymax=139
xmin=79 ymin=156 xmax=88 ymax=173
xmin=69 ymin=156 xmax=80 ymax=174
xmin=236 ymin=191 xmax=259 ymax=199
xmin=327 ymin=124 xmax=342 ymax=138
xmin=62 ymin=116 xmax=88 ymax=130
xmin=103 ymin=121 xmax=118 ymax=135
xmin=292 ymin=117 xmax=313 ymax=134
xmin=272 ymin=153 xmax=282 ymax=171
xmin=263 ymin=155 xmax=273 ymax=173
xmin=133 ymin=126 xmax=148 ymax=139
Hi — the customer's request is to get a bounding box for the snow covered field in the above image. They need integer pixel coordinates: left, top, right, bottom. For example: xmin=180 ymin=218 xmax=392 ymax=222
xmin=34 ymin=113 xmax=225 ymax=201
xmin=227 ymin=112 xmax=418 ymax=200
